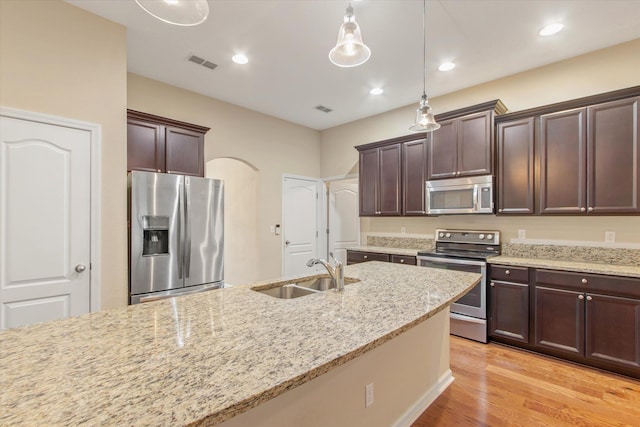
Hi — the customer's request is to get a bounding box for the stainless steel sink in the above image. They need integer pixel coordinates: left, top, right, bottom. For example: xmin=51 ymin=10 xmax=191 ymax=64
xmin=296 ymin=277 xmax=359 ymax=291
xmin=256 ymin=284 xmax=319 ymax=299
xmin=252 ymin=276 xmax=360 ymax=299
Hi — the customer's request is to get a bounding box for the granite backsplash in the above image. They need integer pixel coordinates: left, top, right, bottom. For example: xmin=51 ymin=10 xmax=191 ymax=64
xmin=366 ymin=236 xmax=434 ymax=250
xmin=502 ymin=243 xmax=640 ymax=267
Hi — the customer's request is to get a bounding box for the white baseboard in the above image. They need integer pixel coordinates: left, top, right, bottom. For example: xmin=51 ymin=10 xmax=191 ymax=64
xmin=392 ymin=369 xmax=455 ymax=427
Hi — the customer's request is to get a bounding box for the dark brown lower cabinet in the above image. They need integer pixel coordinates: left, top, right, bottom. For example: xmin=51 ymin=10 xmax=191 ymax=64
xmin=489 ymin=280 xmax=529 ymax=343
xmin=346 ymin=250 xmax=390 ymax=265
xmin=585 ymin=293 xmax=640 ymax=370
xmin=391 ymin=255 xmax=417 ymax=265
xmin=534 ymin=286 xmax=584 ymax=355
xmin=531 ymin=269 xmax=640 ymax=378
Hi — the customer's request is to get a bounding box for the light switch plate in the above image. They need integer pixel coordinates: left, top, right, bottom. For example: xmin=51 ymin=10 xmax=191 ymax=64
xmin=605 ymin=231 xmax=615 ymax=243
xmin=518 ymin=229 xmax=526 ymax=239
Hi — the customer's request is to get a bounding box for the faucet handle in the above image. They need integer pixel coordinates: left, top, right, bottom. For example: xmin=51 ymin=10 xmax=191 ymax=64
xmin=329 ymin=252 xmax=342 ymax=266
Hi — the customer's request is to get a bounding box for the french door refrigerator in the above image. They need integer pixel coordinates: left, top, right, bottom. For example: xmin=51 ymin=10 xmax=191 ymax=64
xmin=128 ymin=171 xmax=224 ymax=304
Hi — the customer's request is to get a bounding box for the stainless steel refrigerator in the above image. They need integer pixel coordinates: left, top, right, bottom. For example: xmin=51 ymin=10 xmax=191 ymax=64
xmin=128 ymin=171 xmax=224 ymax=304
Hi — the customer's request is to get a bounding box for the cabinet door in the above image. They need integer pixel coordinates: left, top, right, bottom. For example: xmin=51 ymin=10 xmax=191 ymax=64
xmin=127 ymin=119 xmax=164 ymax=173
xmin=378 ymin=144 xmax=402 ymax=215
xmin=539 ymin=109 xmax=587 ymax=214
xmin=489 ymin=280 xmax=529 ymax=343
xmin=497 ymin=118 xmax=535 ymax=214
xmin=587 ymin=97 xmax=640 ymax=213
xmin=402 ymin=138 xmax=428 ymax=215
xmin=428 ymin=119 xmax=457 ymax=179
xmin=458 ymin=110 xmax=493 ymax=177
xmin=586 ymin=293 xmax=640 ymax=371
xmin=359 ymin=148 xmax=378 ymax=216
xmin=165 ymin=126 xmax=204 ymax=177
xmin=534 ymin=286 xmax=585 ymax=356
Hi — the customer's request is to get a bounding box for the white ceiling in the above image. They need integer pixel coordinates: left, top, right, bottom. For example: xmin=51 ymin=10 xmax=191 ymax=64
xmin=66 ymin=0 xmax=640 ymax=130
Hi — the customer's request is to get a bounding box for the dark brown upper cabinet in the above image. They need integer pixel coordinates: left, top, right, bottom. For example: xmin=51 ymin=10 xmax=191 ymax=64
xmin=357 ymin=133 xmax=431 ymax=217
xmin=127 ymin=110 xmax=209 ymax=177
xmin=497 ymin=118 xmax=535 ymax=214
xmin=427 ymin=100 xmax=507 ymax=180
xmin=495 ymin=86 xmax=640 ymax=216
xmin=402 ymin=136 xmax=429 ymax=215
xmin=357 ymin=144 xmax=402 ymax=216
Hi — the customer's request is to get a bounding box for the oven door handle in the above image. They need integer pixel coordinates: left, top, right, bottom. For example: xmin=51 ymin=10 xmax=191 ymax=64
xmin=417 ymin=255 xmax=487 ymax=267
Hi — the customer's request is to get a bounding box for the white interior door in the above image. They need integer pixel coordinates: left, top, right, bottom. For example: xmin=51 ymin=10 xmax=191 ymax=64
xmin=282 ymin=176 xmax=320 ymax=276
xmin=328 ymin=178 xmax=360 ymax=265
xmin=0 ymin=114 xmax=91 ymax=329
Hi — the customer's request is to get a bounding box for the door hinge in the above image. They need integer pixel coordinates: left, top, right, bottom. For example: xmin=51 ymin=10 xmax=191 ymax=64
xmin=316 ymin=231 xmax=319 ymax=237
xmin=326 ymin=228 xmax=330 ymax=234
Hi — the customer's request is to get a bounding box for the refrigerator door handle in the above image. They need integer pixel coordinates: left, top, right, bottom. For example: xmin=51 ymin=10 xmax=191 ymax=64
xmin=184 ymin=177 xmax=192 ymax=278
xmin=177 ymin=179 xmax=184 ymax=280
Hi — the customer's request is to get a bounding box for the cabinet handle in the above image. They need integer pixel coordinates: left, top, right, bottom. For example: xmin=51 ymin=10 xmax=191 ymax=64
xmin=578 ymin=295 xmax=584 ymax=300
xmin=588 ymin=207 xmax=594 ymax=212
xmin=581 ymin=278 xmax=588 ymax=284
xmin=490 ymin=282 xmax=495 ymax=287
xmin=505 ymin=270 xmax=510 ymax=275
xmin=580 ymin=207 xmax=586 ymax=212
xmin=498 ymin=209 xmax=503 ymax=213
xmin=586 ymin=295 xmax=593 ymax=301
xmin=400 ymin=259 xmax=405 ymax=263
xmin=363 ymin=255 xmax=368 ymax=259
xmin=157 ymin=169 xmax=161 ymax=173
xmin=375 ymin=211 xmax=381 ymax=215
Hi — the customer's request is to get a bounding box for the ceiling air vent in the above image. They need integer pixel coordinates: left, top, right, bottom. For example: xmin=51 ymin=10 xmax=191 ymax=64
xmin=315 ymin=105 xmax=333 ymax=113
xmin=188 ymin=54 xmax=218 ymax=70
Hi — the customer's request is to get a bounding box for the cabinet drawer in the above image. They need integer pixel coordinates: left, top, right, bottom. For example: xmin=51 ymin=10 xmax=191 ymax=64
xmin=535 ymin=269 xmax=640 ymax=298
xmin=391 ymin=255 xmax=417 ymax=265
xmin=347 ymin=251 xmax=390 ymax=265
xmin=490 ymin=265 xmax=529 ymax=283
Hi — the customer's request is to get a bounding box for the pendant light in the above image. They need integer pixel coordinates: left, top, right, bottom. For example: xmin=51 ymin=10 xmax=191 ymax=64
xmin=135 ymin=0 xmax=209 ymax=26
xmin=409 ymin=0 xmax=440 ymax=132
xmin=329 ymin=3 xmax=371 ymax=68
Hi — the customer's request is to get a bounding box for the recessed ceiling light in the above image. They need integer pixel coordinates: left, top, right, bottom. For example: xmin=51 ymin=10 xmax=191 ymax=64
xmin=370 ymin=87 xmax=384 ymax=95
xmin=438 ymin=62 xmax=455 ymax=72
xmin=232 ymin=54 xmax=249 ymax=65
xmin=539 ymin=23 xmax=564 ymax=36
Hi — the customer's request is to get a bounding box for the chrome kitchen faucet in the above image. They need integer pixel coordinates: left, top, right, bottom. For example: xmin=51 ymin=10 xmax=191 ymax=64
xmin=306 ymin=253 xmax=345 ymax=292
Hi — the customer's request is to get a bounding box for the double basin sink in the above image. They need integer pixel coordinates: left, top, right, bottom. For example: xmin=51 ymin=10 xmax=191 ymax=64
xmin=253 ymin=276 xmax=359 ymax=299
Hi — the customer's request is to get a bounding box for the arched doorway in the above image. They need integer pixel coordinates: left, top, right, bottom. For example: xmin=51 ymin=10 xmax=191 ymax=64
xmin=206 ymin=158 xmax=259 ymax=286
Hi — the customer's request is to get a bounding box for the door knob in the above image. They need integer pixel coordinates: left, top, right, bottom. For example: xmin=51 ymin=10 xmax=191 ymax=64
xmin=75 ymin=264 xmax=87 ymax=273
xmin=285 ymin=240 xmax=290 ymax=245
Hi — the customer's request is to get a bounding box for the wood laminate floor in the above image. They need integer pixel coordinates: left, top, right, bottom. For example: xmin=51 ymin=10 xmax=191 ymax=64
xmin=412 ymin=336 xmax=640 ymax=427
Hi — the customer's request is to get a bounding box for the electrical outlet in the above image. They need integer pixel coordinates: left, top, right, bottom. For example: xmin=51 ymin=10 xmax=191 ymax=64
xmin=518 ymin=229 xmax=526 ymax=240
xmin=605 ymin=231 xmax=616 ymax=243
xmin=400 ymin=227 xmax=406 ymax=234
xmin=270 ymin=225 xmax=275 ymax=233
xmin=365 ymin=383 xmax=374 ymax=408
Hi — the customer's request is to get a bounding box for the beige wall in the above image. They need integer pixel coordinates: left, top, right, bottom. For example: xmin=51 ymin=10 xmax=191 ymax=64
xmin=0 ymin=0 xmax=128 ymax=309
xmin=128 ymin=74 xmax=321 ymax=281
xmin=320 ymin=39 xmax=640 ymax=244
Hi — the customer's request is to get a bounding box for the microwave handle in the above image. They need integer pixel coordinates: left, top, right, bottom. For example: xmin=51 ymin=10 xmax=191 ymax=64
xmin=473 ymin=185 xmax=479 ymax=211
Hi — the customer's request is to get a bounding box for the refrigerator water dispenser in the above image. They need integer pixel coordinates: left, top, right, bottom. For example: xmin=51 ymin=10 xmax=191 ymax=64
xmin=142 ymin=215 xmax=169 ymax=256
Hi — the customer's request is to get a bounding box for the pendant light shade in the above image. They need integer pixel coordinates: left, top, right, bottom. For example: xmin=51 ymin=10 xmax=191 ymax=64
xmin=409 ymin=94 xmax=440 ymax=132
xmin=135 ymin=0 xmax=209 ymax=26
xmin=329 ymin=4 xmax=371 ymax=68
xmin=410 ymin=0 xmax=440 ymax=132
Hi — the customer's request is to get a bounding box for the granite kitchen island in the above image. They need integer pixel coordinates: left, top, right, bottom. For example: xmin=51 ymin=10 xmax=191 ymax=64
xmin=0 ymin=262 xmax=480 ymax=426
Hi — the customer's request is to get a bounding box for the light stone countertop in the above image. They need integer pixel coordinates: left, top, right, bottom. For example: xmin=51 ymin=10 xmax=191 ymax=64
xmin=347 ymin=245 xmax=421 ymax=257
xmin=0 ymin=262 xmax=480 ymax=426
xmin=489 ymin=256 xmax=640 ymax=278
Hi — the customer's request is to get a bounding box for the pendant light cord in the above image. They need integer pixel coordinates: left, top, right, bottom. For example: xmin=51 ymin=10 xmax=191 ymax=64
xmin=422 ymin=0 xmax=426 ymax=98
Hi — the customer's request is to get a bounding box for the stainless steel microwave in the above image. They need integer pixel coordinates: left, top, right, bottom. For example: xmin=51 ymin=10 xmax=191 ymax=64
xmin=425 ymin=175 xmax=494 ymax=215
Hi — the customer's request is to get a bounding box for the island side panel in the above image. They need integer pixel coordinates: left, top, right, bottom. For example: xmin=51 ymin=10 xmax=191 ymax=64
xmin=215 ymin=308 xmax=452 ymax=427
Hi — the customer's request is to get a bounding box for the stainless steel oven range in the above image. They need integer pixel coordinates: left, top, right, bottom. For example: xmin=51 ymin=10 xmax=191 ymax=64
xmin=417 ymin=229 xmax=501 ymax=343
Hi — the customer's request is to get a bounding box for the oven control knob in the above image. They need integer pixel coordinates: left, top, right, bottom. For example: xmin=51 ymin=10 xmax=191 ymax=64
xmin=439 ymin=232 xmax=444 ymax=238
xmin=478 ymin=234 xmax=485 ymax=240
xmin=487 ymin=234 xmax=493 ymax=240
xmin=445 ymin=233 xmax=451 ymax=238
